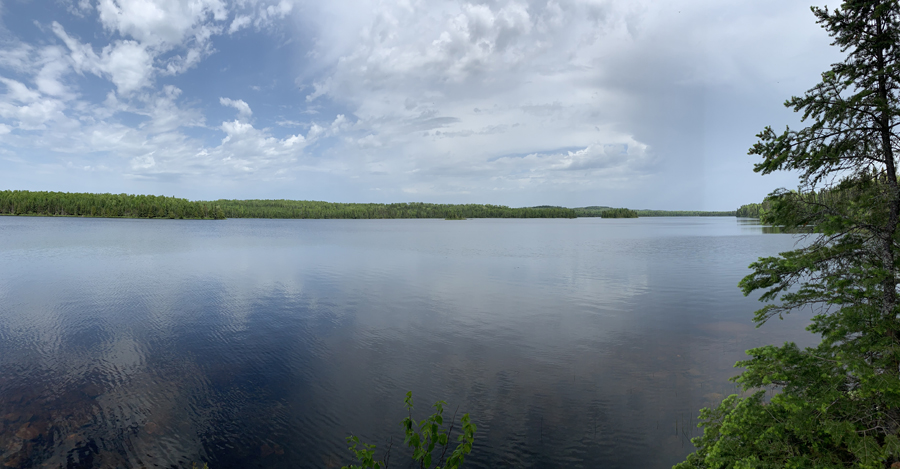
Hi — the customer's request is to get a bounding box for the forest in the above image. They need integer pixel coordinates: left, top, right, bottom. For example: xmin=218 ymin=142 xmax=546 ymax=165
xmin=212 ymin=198 xmax=576 ymax=219
xmin=574 ymin=206 xmax=735 ymax=217
xmin=734 ymin=184 xmax=864 ymax=219
xmin=2 ymin=190 xmax=765 ymax=221
xmin=633 ymin=209 xmax=734 ymax=217
xmin=0 ymin=190 xmax=226 ymax=219
xmin=599 ymin=208 xmax=639 ymax=218
xmin=0 ymin=190 xmax=576 ymax=219
xmin=735 ymin=202 xmax=766 ymax=218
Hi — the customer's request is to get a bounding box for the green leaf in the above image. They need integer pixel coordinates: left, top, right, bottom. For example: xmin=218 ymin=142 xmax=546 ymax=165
xmin=885 ymin=434 xmax=900 ymax=457
xmin=851 ymin=435 xmax=883 ymax=466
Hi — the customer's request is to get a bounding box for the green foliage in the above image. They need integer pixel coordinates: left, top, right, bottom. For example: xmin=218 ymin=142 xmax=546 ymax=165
xmin=678 ymin=2 xmax=900 ymax=468
xmin=572 ymin=206 xmax=614 ymax=217
xmin=574 ymin=206 xmax=735 ymax=217
xmin=0 ymin=190 xmax=577 ymax=220
xmin=633 ymin=210 xmax=735 ymax=217
xmin=599 ymin=207 xmax=639 ymax=218
xmin=344 ymin=436 xmax=385 ymax=469
xmin=401 ymin=392 xmax=476 ymax=469
xmin=342 ymin=392 xmax=477 ymax=469
xmin=735 ymin=202 xmax=771 ymax=218
xmin=213 ymin=199 xmax=575 ymax=219
xmin=736 ymin=183 xmax=888 ymax=220
xmin=0 ymin=190 xmax=225 ymax=219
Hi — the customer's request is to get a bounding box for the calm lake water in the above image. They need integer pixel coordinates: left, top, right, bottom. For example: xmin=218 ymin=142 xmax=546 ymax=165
xmin=0 ymin=217 xmax=815 ymax=469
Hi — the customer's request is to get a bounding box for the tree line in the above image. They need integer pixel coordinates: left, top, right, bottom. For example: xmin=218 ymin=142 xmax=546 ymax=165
xmin=212 ymin=199 xmax=576 ymax=219
xmin=0 ymin=190 xmax=226 ymax=219
xmin=735 ymin=182 xmax=873 ymax=219
xmin=735 ymin=202 xmax=770 ymax=218
xmin=0 ymin=190 xmax=577 ymax=219
xmin=599 ymin=208 xmax=638 ymax=218
xmin=574 ymin=206 xmax=735 ymax=217
xmin=633 ymin=209 xmax=734 ymax=217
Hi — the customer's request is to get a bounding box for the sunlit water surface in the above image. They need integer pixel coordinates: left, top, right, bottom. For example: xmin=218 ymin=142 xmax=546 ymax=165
xmin=0 ymin=217 xmax=815 ymax=468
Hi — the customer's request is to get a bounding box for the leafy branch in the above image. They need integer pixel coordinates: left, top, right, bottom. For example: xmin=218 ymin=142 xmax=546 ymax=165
xmin=342 ymin=392 xmax=476 ymax=469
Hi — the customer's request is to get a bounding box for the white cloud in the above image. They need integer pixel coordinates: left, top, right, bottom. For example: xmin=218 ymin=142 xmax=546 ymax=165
xmin=34 ymin=46 xmax=74 ymax=98
xmin=52 ymin=22 xmax=154 ymax=95
xmin=101 ymin=40 xmax=154 ymax=94
xmin=273 ymin=0 xmax=293 ymax=16
xmin=96 ymin=0 xmax=227 ymax=48
xmin=53 ymin=0 xmax=231 ymax=95
xmin=0 ymin=77 xmax=42 ymax=103
xmin=256 ymin=0 xmax=293 ymax=28
xmin=221 ymin=119 xmax=253 ymax=140
xmin=214 ymin=119 xmax=308 ymax=174
xmin=0 ymin=0 xmax=313 ymax=192
xmin=305 ymin=0 xmax=574 ymax=103
xmin=139 ymin=85 xmax=206 ymax=134
xmin=306 ymin=123 xmax=325 ymax=141
xmin=0 ymin=75 xmax=73 ymax=131
xmin=229 ymin=15 xmax=252 ymax=34
xmin=279 ymin=0 xmax=837 ymax=206
xmin=0 ymin=0 xmax=841 ymax=208
xmin=0 ymin=94 xmax=67 ymax=130
xmin=132 ymin=154 xmax=156 ymax=169
xmin=61 ymin=0 xmax=94 ymax=17
xmin=496 ymin=141 xmax=653 ymax=177
xmin=0 ymin=44 xmax=36 ymax=74
xmin=283 ymin=133 xmax=305 ymax=147
xmin=292 ymin=0 xmax=637 ymax=194
xmin=51 ymin=22 xmax=102 ymax=75
xmin=305 ymin=80 xmax=330 ymax=102
xmin=220 ymin=97 xmax=253 ymax=118
xmin=356 ymin=134 xmax=381 ymax=148
xmin=162 ymin=44 xmax=211 ymax=75
xmin=330 ymin=114 xmax=349 ymax=132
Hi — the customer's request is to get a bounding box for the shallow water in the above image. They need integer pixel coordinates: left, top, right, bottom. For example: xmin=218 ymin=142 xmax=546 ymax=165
xmin=0 ymin=217 xmax=814 ymax=468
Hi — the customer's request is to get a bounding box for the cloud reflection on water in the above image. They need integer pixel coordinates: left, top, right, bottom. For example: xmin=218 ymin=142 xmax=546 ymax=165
xmin=0 ymin=217 xmax=815 ymax=468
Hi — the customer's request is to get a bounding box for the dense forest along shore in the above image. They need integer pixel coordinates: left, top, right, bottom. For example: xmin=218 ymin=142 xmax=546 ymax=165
xmin=0 ymin=190 xmax=751 ymax=220
xmin=0 ymin=190 xmax=576 ymax=219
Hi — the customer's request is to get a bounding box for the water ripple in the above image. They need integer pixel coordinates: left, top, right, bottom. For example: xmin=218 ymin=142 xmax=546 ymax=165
xmin=0 ymin=217 xmax=816 ymax=468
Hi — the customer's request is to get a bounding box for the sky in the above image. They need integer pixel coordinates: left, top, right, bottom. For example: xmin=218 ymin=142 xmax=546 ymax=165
xmin=0 ymin=0 xmax=845 ymax=210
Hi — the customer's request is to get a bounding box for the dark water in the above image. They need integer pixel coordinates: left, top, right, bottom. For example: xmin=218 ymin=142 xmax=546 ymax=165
xmin=0 ymin=217 xmax=815 ymax=468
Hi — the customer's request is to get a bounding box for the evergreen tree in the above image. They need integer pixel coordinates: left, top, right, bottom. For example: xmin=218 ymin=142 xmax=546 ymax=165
xmin=599 ymin=207 xmax=639 ymax=218
xmin=678 ymin=1 xmax=900 ymax=467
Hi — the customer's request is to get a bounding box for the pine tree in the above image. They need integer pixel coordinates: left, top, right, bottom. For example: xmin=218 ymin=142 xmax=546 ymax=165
xmin=678 ymin=1 xmax=900 ymax=467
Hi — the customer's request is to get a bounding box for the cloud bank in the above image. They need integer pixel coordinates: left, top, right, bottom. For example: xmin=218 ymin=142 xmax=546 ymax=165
xmin=0 ymin=0 xmax=842 ymax=208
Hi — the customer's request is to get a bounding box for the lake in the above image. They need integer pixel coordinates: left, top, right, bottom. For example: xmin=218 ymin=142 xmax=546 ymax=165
xmin=0 ymin=217 xmax=815 ymax=468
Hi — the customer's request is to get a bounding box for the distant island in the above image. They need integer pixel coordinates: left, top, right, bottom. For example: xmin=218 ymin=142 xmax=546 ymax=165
xmin=0 ymin=190 xmax=752 ymax=220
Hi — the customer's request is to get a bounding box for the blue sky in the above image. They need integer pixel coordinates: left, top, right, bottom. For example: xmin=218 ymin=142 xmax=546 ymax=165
xmin=0 ymin=0 xmax=842 ymax=209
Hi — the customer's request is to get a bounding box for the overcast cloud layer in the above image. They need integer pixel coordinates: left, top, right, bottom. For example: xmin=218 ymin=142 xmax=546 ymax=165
xmin=0 ymin=0 xmax=843 ymax=209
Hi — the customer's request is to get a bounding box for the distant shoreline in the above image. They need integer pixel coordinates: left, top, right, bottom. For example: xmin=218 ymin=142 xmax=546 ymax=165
xmin=574 ymin=206 xmax=735 ymax=217
xmin=0 ymin=190 xmax=738 ymax=220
